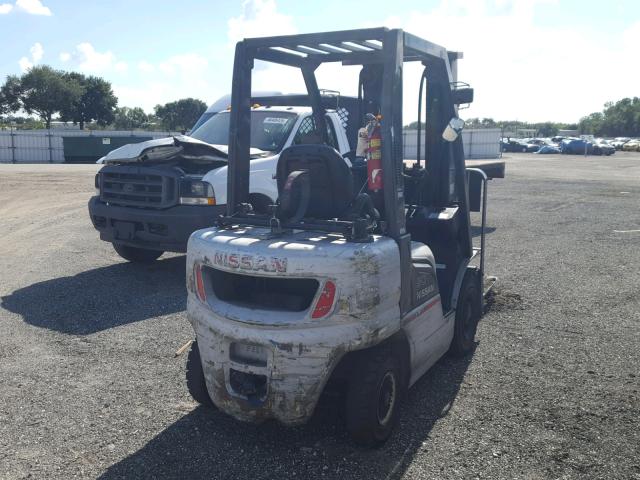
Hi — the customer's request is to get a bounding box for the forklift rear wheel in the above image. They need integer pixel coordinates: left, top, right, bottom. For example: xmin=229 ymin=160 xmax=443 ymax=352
xmin=112 ymin=243 xmax=163 ymax=263
xmin=186 ymin=340 xmax=214 ymax=407
xmin=345 ymin=347 xmax=405 ymax=446
xmin=449 ymin=272 xmax=481 ymax=356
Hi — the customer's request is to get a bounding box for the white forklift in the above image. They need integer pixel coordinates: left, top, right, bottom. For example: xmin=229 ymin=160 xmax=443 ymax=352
xmin=185 ymin=28 xmax=497 ymax=445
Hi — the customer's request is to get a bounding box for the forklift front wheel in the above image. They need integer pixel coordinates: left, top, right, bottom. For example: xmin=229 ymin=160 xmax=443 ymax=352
xmin=345 ymin=347 xmax=405 ymax=446
xmin=186 ymin=340 xmax=214 ymax=407
xmin=449 ymin=272 xmax=481 ymax=356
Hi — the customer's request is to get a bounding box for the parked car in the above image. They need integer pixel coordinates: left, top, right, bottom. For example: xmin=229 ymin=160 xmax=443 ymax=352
xmin=522 ymin=138 xmax=547 ymax=146
xmin=561 ymin=138 xmax=593 ymax=155
xmin=519 ymin=138 xmax=542 ymax=152
xmin=535 ymin=145 xmax=561 ymax=154
xmin=501 ymin=138 xmax=539 ymax=152
xmin=592 ymin=140 xmax=615 ymax=156
xmin=501 ymin=138 xmax=526 ymax=152
xmin=612 ymin=137 xmax=631 ymax=150
xmin=622 ymin=139 xmax=640 ymax=152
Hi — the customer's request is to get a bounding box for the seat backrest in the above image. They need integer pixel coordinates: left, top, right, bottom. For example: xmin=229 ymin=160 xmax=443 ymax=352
xmin=277 ymin=145 xmax=353 ymax=219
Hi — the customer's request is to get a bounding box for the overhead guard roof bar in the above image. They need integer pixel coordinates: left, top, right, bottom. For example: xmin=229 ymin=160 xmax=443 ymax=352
xmin=247 ymin=27 xmax=456 ymax=83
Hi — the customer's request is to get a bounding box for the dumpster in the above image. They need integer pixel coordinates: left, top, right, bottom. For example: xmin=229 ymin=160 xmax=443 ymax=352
xmin=62 ymin=135 xmax=154 ymax=163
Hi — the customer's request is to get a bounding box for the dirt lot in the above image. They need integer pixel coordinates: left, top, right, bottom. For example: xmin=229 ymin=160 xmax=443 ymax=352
xmin=1 ymin=152 xmax=639 ymax=479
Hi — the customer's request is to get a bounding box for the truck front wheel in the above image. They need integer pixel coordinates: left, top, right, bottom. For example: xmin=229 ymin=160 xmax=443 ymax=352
xmin=112 ymin=243 xmax=163 ymax=263
xmin=345 ymin=347 xmax=405 ymax=446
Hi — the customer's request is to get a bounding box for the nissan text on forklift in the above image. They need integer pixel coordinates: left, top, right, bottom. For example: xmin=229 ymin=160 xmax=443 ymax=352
xmin=186 ymin=27 xmax=502 ymax=445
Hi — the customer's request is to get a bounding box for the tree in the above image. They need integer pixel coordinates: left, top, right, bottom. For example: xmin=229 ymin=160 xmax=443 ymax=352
xmin=112 ymin=106 xmax=149 ymax=130
xmin=0 ymin=66 xmax=82 ymax=129
xmin=536 ymin=122 xmax=559 ymax=137
xmin=0 ymin=115 xmax=45 ymax=129
xmin=579 ymin=97 xmax=640 ymax=137
xmin=579 ymin=112 xmax=604 ymax=136
xmin=60 ymin=72 xmax=117 ymax=129
xmin=154 ymin=98 xmax=207 ymax=131
xmin=0 ymin=89 xmax=8 ymax=116
xmin=0 ymin=75 xmax=22 ymax=115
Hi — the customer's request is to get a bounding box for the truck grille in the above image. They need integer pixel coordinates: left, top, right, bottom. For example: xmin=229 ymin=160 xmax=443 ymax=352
xmin=100 ymin=168 xmax=177 ymax=208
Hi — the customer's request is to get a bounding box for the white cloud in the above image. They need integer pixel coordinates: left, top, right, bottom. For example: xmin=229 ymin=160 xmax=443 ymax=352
xmin=622 ymin=20 xmax=640 ymax=49
xmin=228 ymin=0 xmax=296 ymax=44
xmin=62 ymin=42 xmax=127 ymax=74
xmin=137 ymin=61 xmax=155 ymax=73
xmin=381 ymin=0 xmax=639 ymax=123
xmin=115 ymin=53 xmax=211 ymax=112
xmin=30 ymin=42 xmax=43 ymax=62
xmin=226 ymin=0 xmax=307 ymax=95
xmin=157 ymin=53 xmax=208 ymax=76
xmin=18 ymin=41 xmax=43 ymax=72
xmin=76 ymin=1 xmax=305 ymax=113
xmin=0 ymin=3 xmax=13 ymax=14
xmin=18 ymin=57 xmax=32 ymax=72
xmin=15 ymin=0 xmax=52 ymax=16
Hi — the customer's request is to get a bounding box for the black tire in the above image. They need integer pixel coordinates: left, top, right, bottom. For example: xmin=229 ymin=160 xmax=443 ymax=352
xmin=186 ymin=340 xmax=213 ymax=407
xmin=521 ymin=146 xmax=527 ymax=153
xmin=112 ymin=243 xmax=163 ymax=263
xmin=345 ymin=347 xmax=405 ymax=446
xmin=449 ymin=271 xmax=481 ymax=356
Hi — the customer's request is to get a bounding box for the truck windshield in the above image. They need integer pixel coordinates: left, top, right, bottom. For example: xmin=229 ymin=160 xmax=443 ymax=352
xmin=189 ymin=111 xmax=215 ymax=133
xmin=190 ymin=111 xmax=297 ymax=153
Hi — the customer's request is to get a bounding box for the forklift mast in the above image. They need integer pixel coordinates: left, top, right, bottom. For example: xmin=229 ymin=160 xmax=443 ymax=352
xmin=225 ymin=28 xmax=473 ymax=315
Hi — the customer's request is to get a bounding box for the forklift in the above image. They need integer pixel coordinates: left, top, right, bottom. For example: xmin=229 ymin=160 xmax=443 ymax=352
xmin=185 ymin=27 xmax=498 ymax=445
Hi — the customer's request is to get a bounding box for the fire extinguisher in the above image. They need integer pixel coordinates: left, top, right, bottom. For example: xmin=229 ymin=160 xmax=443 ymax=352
xmin=366 ymin=114 xmax=383 ymax=192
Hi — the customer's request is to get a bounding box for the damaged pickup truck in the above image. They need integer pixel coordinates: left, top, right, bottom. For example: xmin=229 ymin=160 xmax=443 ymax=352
xmin=89 ymin=103 xmax=351 ymax=262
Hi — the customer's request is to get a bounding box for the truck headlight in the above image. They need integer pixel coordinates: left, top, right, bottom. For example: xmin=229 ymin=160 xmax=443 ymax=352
xmin=180 ymin=179 xmax=216 ymax=205
xmin=94 ymin=172 xmax=101 ymax=194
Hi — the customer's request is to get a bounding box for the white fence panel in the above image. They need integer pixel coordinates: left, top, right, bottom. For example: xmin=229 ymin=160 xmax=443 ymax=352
xmin=461 ymin=129 xmax=502 ymax=159
xmin=0 ymin=128 xmax=502 ymax=163
xmin=0 ymin=129 xmax=177 ymax=163
xmin=13 ymin=148 xmax=55 ymax=163
xmin=402 ymin=128 xmax=501 ymax=160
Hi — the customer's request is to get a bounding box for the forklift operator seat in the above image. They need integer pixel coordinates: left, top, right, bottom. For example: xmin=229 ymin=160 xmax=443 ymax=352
xmin=277 ymin=144 xmax=354 ymax=219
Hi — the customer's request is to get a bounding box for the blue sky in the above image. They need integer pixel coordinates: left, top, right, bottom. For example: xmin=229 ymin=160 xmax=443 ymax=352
xmin=1 ymin=0 xmax=639 ymax=123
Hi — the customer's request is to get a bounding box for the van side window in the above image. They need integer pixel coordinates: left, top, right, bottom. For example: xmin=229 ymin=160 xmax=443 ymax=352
xmin=293 ymin=115 xmax=338 ymax=149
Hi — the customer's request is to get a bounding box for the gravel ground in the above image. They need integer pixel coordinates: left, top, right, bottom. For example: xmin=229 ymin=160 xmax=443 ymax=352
xmin=0 ymin=153 xmax=639 ymax=479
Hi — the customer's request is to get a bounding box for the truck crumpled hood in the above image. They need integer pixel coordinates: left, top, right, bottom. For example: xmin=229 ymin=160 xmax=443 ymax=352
xmin=97 ymin=135 xmax=231 ymax=164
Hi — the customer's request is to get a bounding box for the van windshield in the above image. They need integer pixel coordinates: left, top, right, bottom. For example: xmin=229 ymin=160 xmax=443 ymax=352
xmin=190 ymin=111 xmax=297 ymax=153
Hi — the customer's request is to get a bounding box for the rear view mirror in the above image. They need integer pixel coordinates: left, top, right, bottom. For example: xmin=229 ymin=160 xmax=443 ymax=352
xmin=442 ymin=117 xmax=464 ymax=142
xmin=452 ymin=87 xmax=474 ymax=105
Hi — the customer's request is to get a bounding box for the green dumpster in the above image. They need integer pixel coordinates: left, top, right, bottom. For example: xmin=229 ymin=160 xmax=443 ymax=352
xmin=62 ymin=135 xmax=154 ymax=163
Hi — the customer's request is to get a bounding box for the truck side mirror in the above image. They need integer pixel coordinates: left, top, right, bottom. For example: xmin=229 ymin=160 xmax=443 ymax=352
xmin=442 ymin=117 xmax=465 ymax=142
